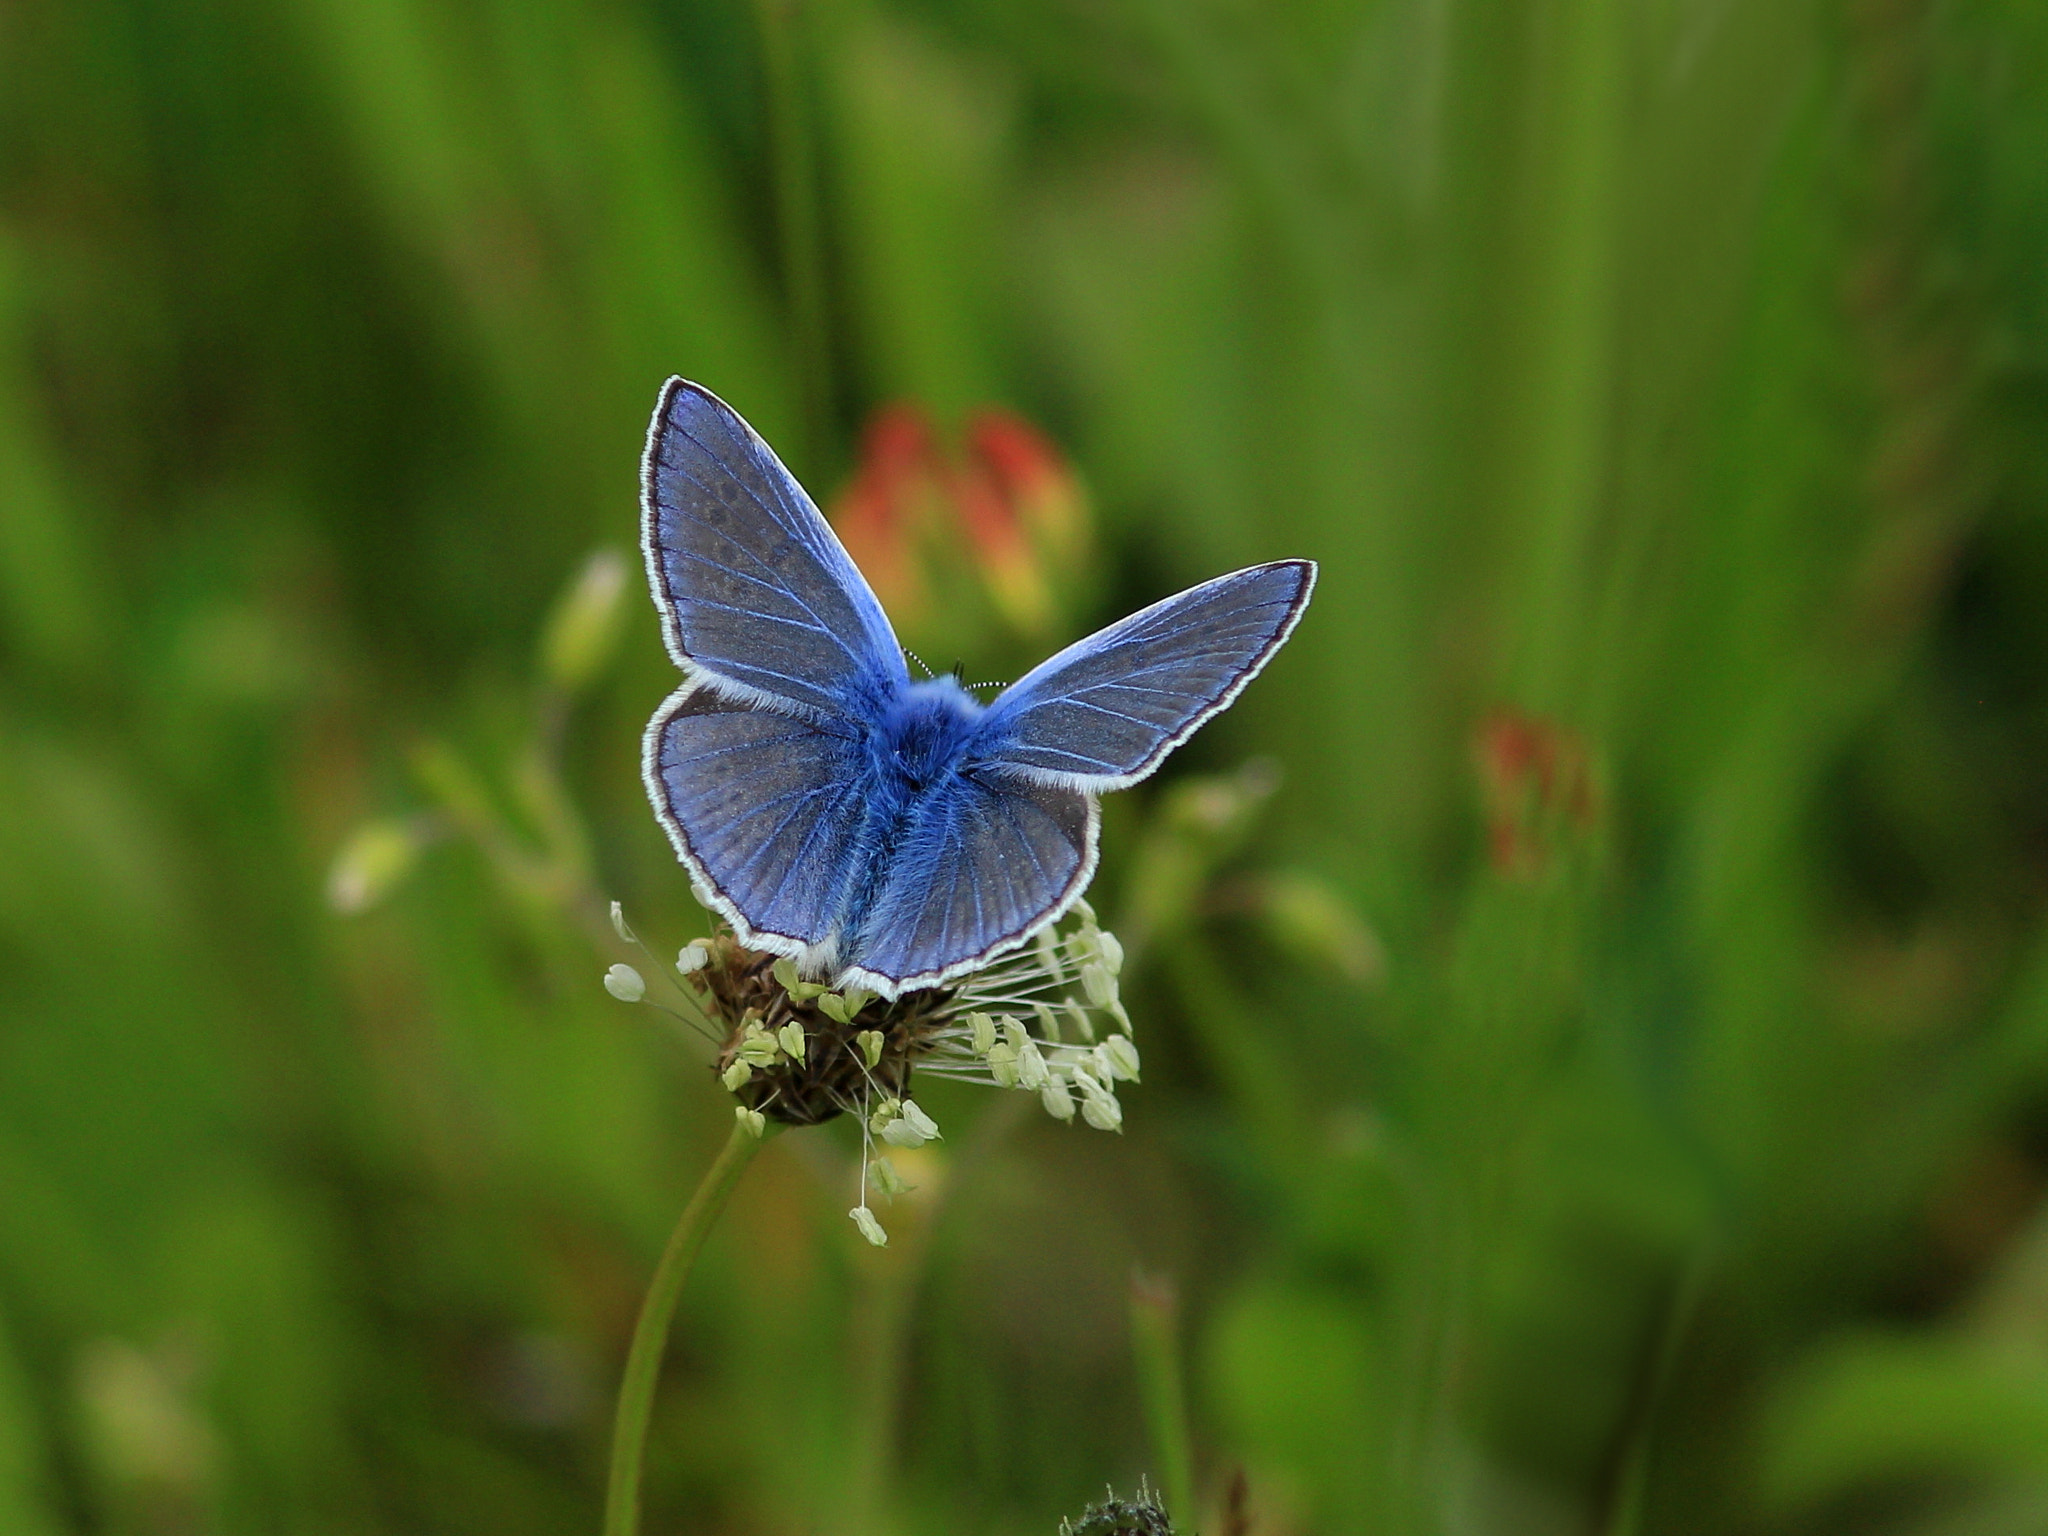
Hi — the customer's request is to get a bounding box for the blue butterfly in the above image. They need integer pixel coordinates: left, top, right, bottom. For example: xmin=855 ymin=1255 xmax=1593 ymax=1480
xmin=640 ymin=379 xmax=1316 ymax=999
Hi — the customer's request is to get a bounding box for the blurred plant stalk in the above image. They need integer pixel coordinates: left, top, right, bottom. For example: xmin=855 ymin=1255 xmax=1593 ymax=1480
xmin=837 ymin=1139 xmax=957 ymax=1536
xmin=329 ymin=548 xmax=628 ymax=944
xmin=1128 ymin=1271 xmax=1195 ymax=1529
xmin=750 ymin=0 xmax=833 ymax=479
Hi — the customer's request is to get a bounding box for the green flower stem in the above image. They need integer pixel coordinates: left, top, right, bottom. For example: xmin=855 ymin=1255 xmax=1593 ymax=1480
xmin=605 ymin=1120 xmax=769 ymax=1536
xmin=1128 ymin=1271 xmax=1195 ymax=1528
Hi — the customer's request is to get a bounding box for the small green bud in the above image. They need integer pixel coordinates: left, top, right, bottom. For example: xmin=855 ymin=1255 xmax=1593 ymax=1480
xmin=1094 ymin=929 xmax=1124 ymax=975
xmin=857 ymin=1030 xmax=885 ymax=1069
xmin=1015 ymin=1039 xmax=1050 ymax=1092
xmin=769 ymin=959 xmax=829 ymax=1002
xmin=985 ymin=1042 xmax=1021 ymax=1088
xmin=603 ymin=964 xmax=646 ymax=1003
xmin=850 ymin=1206 xmax=888 ymax=1246
xmin=777 ymin=1021 xmax=807 ymax=1063
xmin=721 ymin=1059 xmax=753 ymax=1091
xmin=1034 ymin=999 xmax=1062 ymax=1043
xmin=869 ymin=1097 xmax=901 ymax=1135
xmin=609 ymin=900 xmax=635 ymax=943
xmin=1080 ymin=1089 xmax=1123 ymax=1133
xmin=1039 ymin=1075 xmax=1076 ymax=1122
xmin=676 ymin=940 xmax=710 ymax=975
xmin=1081 ymin=960 xmax=1117 ymax=1009
xmin=1098 ymin=1035 xmax=1141 ymax=1082
xmin=737 ymin=1023 xmax=781 ymax=1068
xmin=1073 ymin=1065 xmax=1113 ymax=1103
xmin=818 ymin=987 xmax=867 ymax=1021
xmin=967 ymin=1012 xmax=998 ymax=1055
xmin=867 ymin=1157 xmax=908 ymax=1197
xmin=880 ymin=1098 xmax=939 ymax=1148
xmin=735 ymin=1105 xmax=767 ymax=1138
xmin=540 ymin=548 xmax=628 ymax=693
xmin=1067 ymin=1001 xmax=1097 ymax=1043
xmin=327 ymin=818 xmax=422 ymax=914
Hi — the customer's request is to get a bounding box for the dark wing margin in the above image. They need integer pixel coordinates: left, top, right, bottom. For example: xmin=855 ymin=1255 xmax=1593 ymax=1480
xmin=642 ymin=679 xmax=874 ymax=958
xmin=640 ymin=378 xmax=907 ymax=721
xmin=973 ymin=559 xmax=1315 ymax=788
xmin=840 ymin=771 xmax=1098 ymax=997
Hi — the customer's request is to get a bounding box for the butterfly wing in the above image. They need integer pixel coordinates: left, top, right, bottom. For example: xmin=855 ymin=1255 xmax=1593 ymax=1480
xmin=641 ymin=378 xmax=907 ymax=721
xmin=974 ymin=559 xmax=1316 ymax=788
xmin=643 ymin=680 xmax=878 ymax=959
xmin=839 ymin=770 xmax=1097 ymax=996
xmin=842 ymin=560 xmax=1315 ymax=991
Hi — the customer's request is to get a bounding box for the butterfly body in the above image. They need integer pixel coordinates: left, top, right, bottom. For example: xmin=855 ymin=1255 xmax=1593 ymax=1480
xmin=641 ymin=378 xmax=1313 ymax=999
xmin=874 ymin=673 xmax=986 ymax=793
xmin=823 ymin=675 xmax=1002 ymax=961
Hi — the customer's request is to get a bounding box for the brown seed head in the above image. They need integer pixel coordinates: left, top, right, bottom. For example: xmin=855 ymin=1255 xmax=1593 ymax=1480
xmin=698 ymin=933 xmax=950 ymax=1126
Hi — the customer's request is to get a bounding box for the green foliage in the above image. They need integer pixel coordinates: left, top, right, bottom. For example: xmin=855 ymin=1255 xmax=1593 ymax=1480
xmin=3 ymin=0 xmax=2048 ymax=1533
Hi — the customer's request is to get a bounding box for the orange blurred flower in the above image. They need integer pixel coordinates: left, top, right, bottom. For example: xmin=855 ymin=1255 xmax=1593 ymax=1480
xmin=827 ymin=401 xmax=1091 ymax=645
xmin=959 ymin=410 xmax=1089 ymax=635
xmin=831 ymin=404 xmax=949 ymax=626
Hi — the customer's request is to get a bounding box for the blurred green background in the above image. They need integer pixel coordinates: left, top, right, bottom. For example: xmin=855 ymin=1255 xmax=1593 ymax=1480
xmin=5 ymin=0 xmax=2048 ymax=1532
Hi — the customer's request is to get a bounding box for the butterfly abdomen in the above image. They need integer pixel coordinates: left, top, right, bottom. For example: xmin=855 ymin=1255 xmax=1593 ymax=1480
xmin=825 ymin=678 xmax=988 ymax=974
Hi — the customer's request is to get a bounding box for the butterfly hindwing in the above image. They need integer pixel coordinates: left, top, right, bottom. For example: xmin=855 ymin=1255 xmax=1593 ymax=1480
xmin=974 ymin=560 xmax=1316 ymax=788
xmin=644 ymin=681 xmax=877 ymax=954
xmin=642 ymin=379 xmax=907 ymax=721
xmin=843 ymin=770 xmax=1096 ymax=994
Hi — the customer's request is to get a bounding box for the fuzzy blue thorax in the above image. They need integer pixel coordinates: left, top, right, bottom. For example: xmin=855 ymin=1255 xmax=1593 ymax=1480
xmin=870 ymin=674 xmax=986 ymax=793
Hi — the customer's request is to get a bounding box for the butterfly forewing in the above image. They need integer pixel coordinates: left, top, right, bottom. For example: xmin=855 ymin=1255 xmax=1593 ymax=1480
xmin=642 ymin=379 xmax=906 ymax=721
xmin=974 ymin=560 xmax=1315 ymax=788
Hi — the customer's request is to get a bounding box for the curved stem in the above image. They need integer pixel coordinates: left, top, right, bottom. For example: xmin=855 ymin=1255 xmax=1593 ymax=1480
xmin=605 ymin=1121 xmax=768 ymax=1536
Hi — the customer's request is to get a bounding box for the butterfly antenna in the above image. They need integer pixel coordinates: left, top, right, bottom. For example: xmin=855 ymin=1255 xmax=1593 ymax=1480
xmin=964 ymin=679 xmax=1008 ymax=693
xmin=950 ymin=659 xmax=966 ymax=681
xmin=903 ymin=648 xmax=935 ymax=679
